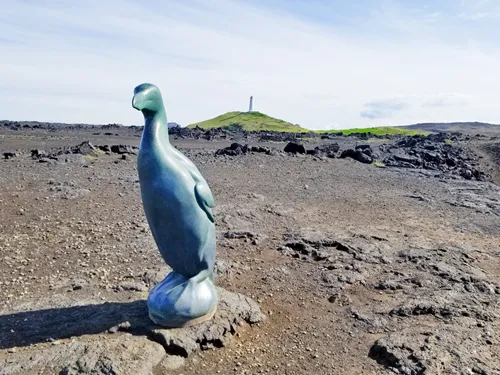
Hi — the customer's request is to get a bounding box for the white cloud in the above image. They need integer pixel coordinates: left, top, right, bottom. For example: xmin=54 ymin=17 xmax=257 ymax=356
xmin=360 ymin=98 xmax=409 ymax=119
xmin=421 ymin=93 xmax=470 ymax=108
xmin=458 ymin=0 xmax=500 ymax=20
xmin=0 ymin=0 xmax=499 ymax=129
xmin=359 ymin=93 xmax=471 ymax=120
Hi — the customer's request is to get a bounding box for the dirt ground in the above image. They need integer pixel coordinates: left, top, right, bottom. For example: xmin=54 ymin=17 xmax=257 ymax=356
xmin=0 ymin=130 xmax=499 ymax=375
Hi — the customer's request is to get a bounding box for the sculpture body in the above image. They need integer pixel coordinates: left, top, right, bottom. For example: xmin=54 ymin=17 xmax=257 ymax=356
xmin=132 ymin=83 xmax=217 ymax=327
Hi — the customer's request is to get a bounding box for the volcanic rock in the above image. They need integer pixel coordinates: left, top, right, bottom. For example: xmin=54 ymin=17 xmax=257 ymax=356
xmin=307 ymin=142 xmax=340 ymax=158
xmin=0 ymin=287 xmax=265 ymax=375
xmin=30 ymin=141 xmax=99 ymax=161
xmin=284 ymin=142 xmax=306 ymax=154
xmin=215 ymin=143 xmax=247 ymax=156
xmin=250 ymin=145 xmax=273 ymax=154
xmin=381 ymin=134 xmax=486 ymax=180
xmin=355 ymin=144 xmax=371 ymax=151
xmin=339 ymin=149 xmax=373 ymax=164
xmin=110 ymin=144 xmax=138 ymax=155
xmin=3 ymin=152 xmax=19 ymax=160
xmin=72 ymin=141 xmax=98 ymax=156
xmin=31 ymin=149 xmax=48 ymax=159
xmin=215 ymin=143 xmax=274 ymax=156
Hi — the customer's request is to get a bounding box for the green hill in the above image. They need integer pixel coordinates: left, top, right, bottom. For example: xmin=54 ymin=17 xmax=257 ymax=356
xmin=188 ymin=111 xmax=445 ymax=136
xmin=188 ymin=111 xmax=309 ymax=132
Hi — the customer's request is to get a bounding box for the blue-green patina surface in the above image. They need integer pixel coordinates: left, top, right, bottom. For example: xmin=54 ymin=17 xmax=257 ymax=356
xmin=132 ymin=83 xmax=217 ymax=327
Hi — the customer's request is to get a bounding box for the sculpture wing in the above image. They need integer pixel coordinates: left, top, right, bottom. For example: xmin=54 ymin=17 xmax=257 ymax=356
xmin=194 ymin=182 xmax=215 ymax=223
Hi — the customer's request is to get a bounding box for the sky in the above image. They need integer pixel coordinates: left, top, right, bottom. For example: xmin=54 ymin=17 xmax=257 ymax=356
xmin=1 ymin=0 xmax=500 ymax=130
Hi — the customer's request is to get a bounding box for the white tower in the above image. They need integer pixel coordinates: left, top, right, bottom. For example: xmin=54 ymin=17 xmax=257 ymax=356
xmin=248 ymin=96 xmax=253 ymax=112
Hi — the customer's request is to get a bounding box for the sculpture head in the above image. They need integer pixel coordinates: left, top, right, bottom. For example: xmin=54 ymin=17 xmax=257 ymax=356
xmin=132 ymin=83 xmax=164 ymax=115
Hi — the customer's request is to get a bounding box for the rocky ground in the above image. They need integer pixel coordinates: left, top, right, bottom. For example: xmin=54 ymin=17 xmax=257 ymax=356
xmin=0 ymin=127 xmax=499 ymax=375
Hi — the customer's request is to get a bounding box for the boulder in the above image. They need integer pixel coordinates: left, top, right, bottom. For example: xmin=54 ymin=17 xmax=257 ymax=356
xmin=215 ymin=143 xmax=248 ymax=156
xmin=229 ymin=142 xmax=248 ymax=153
xmin=110 ymin=145 xmax=138 ymax=155
xmin=310 ymin=143 xmax=340 ymax=158
xmin=72 ymin=141 xmax=98 ymax=156
xmin=250 ymin=146 xmax=272 ymax=154
xmin=339 ymin=149 xmax=373 ymax=164
xmin=3 ymin=152 xmax=19 ymax=160
xmin=215 ymin=143 xmax=275 ymax=156
xmin=284 ymin=142 xmax=306 ymax=154
xmin=31 ymin=149 xmax=47 ymax=159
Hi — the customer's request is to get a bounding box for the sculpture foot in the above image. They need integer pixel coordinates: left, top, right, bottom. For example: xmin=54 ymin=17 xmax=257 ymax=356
xmin=149 ymin=305 xmax=217 ymax=328
xmin=147 ymin=270 xmax=218 ymax=328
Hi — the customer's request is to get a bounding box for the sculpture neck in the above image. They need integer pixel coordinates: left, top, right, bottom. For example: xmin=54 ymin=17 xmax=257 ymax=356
xmin=143 ymin=109 xmax=170 ymax=146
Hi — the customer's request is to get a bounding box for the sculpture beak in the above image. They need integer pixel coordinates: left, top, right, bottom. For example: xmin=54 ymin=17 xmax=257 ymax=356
xmin=132 ymin=95 xmax=141 ymax=111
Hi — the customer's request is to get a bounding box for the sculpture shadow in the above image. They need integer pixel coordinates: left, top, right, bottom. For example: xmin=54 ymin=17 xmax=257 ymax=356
xmin=0 ymin=300 xmax=157 ymax=349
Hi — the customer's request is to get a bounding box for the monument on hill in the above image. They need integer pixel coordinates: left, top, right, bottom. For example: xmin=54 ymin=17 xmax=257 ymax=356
xmin=248 ymin=95 xmax=254 ymax=112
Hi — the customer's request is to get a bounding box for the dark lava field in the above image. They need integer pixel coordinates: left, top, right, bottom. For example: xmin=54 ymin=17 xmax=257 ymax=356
xmin=0 ymin=124 xmax=499 ymax=375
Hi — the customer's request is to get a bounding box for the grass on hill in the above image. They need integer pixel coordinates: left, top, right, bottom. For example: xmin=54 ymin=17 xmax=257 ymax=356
xmin=320 ymin=126 xmax=430 ymax=136
xmin=188 ymin=111 xmax=309 ymax=133
xmin=188 ymin=111 xmax=432 ymax=136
